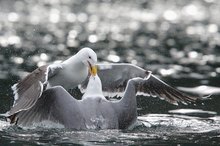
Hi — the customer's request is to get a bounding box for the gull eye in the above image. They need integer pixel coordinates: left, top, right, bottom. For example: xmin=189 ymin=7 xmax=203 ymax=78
xmin=89 ymin=56 xmax=91 ymax=59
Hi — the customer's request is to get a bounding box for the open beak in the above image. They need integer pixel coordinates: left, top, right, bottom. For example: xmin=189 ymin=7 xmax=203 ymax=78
xmin=88 ymin=62 xmax=97 ymax=76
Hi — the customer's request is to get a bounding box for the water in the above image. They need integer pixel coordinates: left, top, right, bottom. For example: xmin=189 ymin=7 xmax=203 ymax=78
xmin=1 ymin=0 xmax=220 ymax=145
xmin=0 ymin=114 xmax=220 ymax=145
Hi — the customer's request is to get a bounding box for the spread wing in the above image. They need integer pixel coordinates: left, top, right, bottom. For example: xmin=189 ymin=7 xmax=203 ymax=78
xmin=8 ymin=86 xmax=81 ymax=128
xmin=8 ymin=64 xmax=63 ymax=118
xmin=80 ymin=63 xmax=203 ymax=104
xmin=134 ymin=75 xmax=201 ymax=105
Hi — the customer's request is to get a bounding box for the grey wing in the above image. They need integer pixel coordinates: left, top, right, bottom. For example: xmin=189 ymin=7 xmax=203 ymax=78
xmin=134 ymin=74 xmax=201 ymax=105
xmin=8 ymin=64 xmax=63 ymax=118
xmin=9 ymin=65 xmax=48 ymax=117
xmin=47 ymin=63 xmax=63 ymax=79
xmin=80 ymin=63 xmax=150 ymax=97
xmin=81 ymin=63 xmax=201 ymax=105
xmin=10 ymin=86 xmax=82 ymax=128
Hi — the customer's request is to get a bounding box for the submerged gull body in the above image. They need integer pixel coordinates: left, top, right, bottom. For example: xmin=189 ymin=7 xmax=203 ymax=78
xmin=6 ymin=69 xmax=203 ymax=129
xmin=7 ymin=47 xmax=97 ymax=122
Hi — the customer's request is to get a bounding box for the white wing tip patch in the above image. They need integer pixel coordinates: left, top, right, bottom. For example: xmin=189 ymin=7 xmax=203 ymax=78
xmin=137 ymin=92 xmax=150 ymax=97
xmin=103 ymin=91 xmax=124 ymax=99
xmin=38 ymin=81 xmax=44 ymax=98
xmin=11 ymin=83 xmax=19 ymax=103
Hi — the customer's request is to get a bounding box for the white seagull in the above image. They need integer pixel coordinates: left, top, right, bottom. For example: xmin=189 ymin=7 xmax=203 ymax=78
xmin=7 ymin=47 xmax=97 ymax=122
xmin=8 ymin=73 xmax=203 ymax=130
xmin=81 ymin=63 xmax=203 ymax=104
xmin=5 ymin=63 xmax=205 ymax=129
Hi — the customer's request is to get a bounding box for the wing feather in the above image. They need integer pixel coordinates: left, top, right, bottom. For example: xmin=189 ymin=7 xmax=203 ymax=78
xmin=12 ymin=65 xmax=48 ymax=103
xmin=11 ymin=86 xmax=80 ymax=127
xmin=8 ymin=64 xmax=63 ymax=119
xmin=9 ymin=65 xmax=48 ymax=117
xmin=135 ymin=74 xmax=200 ymax=105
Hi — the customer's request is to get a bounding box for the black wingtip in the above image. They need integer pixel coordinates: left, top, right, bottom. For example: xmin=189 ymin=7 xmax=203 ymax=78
xmin=0 ymin=112 xmax=19 ymax=125
xmin=145 ymin=70 xmax=152 ymax=75
xmin=8 ymin=113 xmax=18 ymax=124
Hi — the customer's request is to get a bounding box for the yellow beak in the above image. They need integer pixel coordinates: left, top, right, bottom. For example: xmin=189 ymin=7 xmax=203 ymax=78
xmin=89 ymin=65 xmax=97 ymax=76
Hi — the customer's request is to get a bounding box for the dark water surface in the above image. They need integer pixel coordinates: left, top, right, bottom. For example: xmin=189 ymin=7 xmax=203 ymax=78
xmin=0 ymin=0 xmax=220 ymax=145
xmin=0 ymin=114 xmax=220 ymax=145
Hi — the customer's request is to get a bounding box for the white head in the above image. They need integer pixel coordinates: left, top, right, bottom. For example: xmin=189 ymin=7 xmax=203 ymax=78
xmin=82 ymin=75 xmax=104 ymax=99
xmin=77 ymin=47 xmax=97 ymax=76
xmin=77 ymin=47 xmax=97 ymax=67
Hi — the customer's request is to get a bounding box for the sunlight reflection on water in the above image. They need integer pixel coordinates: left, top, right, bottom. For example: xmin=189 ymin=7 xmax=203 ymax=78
xmin=0 ymin=0 xmax=220 ymax=145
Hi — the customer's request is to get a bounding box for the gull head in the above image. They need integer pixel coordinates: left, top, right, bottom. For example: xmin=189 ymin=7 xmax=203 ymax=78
xmin=77 ymin=47 xmax=97 ymax=76
xmin=82 ymin=75 xmax=103 ymax=99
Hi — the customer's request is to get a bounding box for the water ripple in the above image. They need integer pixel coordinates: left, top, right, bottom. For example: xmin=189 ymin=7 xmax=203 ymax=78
xmin=0 ymin=114 xmax=220 ymax=145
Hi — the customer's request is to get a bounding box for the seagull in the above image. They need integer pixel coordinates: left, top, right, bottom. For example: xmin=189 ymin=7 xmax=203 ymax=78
xmin=7 ymin=47 xmax=97 ymax=122
xmin=80 ymin=63 xmax=203 ymax=105
xmin=7 ymin=72 xmax=203 ymax=130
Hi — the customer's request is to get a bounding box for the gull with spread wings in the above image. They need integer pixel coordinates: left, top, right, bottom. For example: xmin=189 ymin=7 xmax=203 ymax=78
xmin=81 ymin=63 xmax=202 ymax=105
xmin=4 ymin=63 xmax=205 ymax=129
xmin=6 ymin=47 xmax=97 ymax=123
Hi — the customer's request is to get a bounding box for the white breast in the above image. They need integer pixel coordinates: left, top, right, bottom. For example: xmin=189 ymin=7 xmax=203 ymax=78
xmin=48 ymin=63 xmax=88 ymax=90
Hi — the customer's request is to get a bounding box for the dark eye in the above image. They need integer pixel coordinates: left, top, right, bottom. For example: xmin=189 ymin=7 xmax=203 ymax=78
xmin=89 ymin=56 xmax=91 ymax=59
